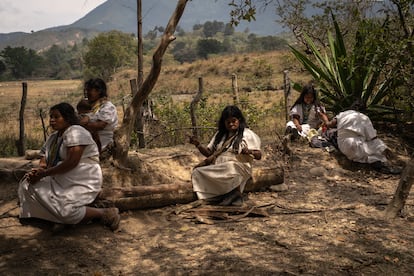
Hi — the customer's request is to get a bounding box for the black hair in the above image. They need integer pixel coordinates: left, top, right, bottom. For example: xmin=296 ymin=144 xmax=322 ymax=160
xmin=290 ymin=83 xmax=319 ymax=110
xmin=76 ymin=98 xmax=92 ymax=113
xmin=213 ymin=105 xmax=248 ymax=151
xmin=84 ymin=78 xmax=108 ymax=98
xmin=349 ymin=99 xmax=366 ymax=112
xmin=50 ymin=102 xmax=79 ymax=125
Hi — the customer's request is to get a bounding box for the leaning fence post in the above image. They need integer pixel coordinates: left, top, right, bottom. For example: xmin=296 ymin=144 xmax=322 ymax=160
xmin=17 ymin=82 xmax=27 ymax=156
xmin=283 ymin=70 xmax=291 ymax=122
xmin=190 ymin=77 xmax=204 ymax=138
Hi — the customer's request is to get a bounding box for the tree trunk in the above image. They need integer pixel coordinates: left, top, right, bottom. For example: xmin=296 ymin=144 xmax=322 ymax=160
xmin=98 ymin=165 xmax=284 ymax=211
xmin=112 ymin=0 xmax=189 ymax=166
xmin=384 ymin=157 xmax=414 ymax=219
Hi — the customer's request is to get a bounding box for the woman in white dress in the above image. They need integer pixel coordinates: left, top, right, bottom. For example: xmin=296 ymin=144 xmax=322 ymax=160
xmin=80 ymin=78 xmax=118 ymax=155
xmin=285 ymin=83 xmax=325 ymax=140
xmin=189 ymin=105 xmax=262 ymax=206
xmin=18 ymin=102 xmax=120 ymax=231
xmin=318 ymin=108 xmax=400 ymax=174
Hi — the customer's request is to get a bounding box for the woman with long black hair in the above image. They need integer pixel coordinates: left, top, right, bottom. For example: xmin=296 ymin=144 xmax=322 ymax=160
xmin=18 ymin=102 xmax=120 ymax=231
xmin=189 ymin=105 xmax=262 ymax=206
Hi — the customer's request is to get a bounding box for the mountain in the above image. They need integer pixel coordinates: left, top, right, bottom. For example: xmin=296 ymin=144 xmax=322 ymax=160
xmin=0 ymin=0 xmax=283 ymax=51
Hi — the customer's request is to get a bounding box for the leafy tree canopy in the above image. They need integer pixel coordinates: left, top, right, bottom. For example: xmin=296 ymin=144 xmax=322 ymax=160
xmin=84 ymin=30 xmax=137 ymax=81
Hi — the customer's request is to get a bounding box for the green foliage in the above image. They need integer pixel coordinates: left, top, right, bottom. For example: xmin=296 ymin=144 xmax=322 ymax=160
xmin=0 ymin=135 xmax=43 ymax=157
xmin=248 ymin=35 xmax=288 ymax=51
xmin=274 ymin=0 xmax=379 ymax=51
xmin=84 ymin=31 xmax=137 ymax=81
xmin=171 ymin=41 xmax=198 ymax=64
xmin=224 ymin=23 xmax=235 ymax=36
xmin=0 ymin=46 xmax=44 ymax=79
xmin=0 ymin=20 xmax=292 ymax=81
xmin=229 ymin=1 xmax=257 ymax=25
xmin=0 ymin=60 xmax=6 ymax=77
xmin=196 ymin=39 xmax=224 ymax=59
xmin=203 ymin=21 xmax=225 ymax=37
xmin=147 ymin=92 xmax=280 ymax=148
xmin=290 ymin=14 xmax=401 ymax=120
xmin=42 ymin=44 xmax=79 ymax=79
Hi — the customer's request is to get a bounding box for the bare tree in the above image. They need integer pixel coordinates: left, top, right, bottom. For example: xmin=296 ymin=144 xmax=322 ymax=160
xmin=112 ymin=0 xmax=189 ymax=167
xmin=135 ymin=0 xmax=146 ymax=148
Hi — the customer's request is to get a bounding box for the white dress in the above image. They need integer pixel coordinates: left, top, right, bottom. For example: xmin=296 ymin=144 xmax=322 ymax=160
xmin=18 ymin=125 xmax=102 ymax=224
xmin=89 ymin=101 xmax=118 ymax=150
xmin=336 ymin=110 xmax=388 ymax=164
xmin=192 ymin=128 xmax=261 ymax=199
xmin=286 ymin=103 xmax=324 ymax=137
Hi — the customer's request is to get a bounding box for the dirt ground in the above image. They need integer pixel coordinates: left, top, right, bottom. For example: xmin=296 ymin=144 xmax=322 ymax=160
xmin=1 ymin=132 xmax=413 ymax=275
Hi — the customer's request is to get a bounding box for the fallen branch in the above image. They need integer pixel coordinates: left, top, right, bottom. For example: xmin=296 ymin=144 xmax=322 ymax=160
xmin=269 ymin=203 xmax=359 ymax=215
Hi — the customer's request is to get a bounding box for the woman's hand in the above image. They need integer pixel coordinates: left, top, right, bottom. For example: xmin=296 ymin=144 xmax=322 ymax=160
xmin=295 ymin=124 xmax=303 ymax=132
xmin=241 ymin=147 xmax=250 ymax=155
xmin=79 ymin=115 xmax=90 ymax=126
xmin=27 ymin=168 xmax=47 ymax=184
xmin=241 ymin=147 xmax=262 ymax=160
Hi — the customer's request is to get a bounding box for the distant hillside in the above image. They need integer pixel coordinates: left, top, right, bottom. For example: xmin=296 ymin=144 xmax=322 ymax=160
xmin=0 ymin=0 xmax=283 ymax=51
xmin=0 ymin=28 xmax=100 ymax=52
xmin=61 ymin=0 xmax=282 ymax=35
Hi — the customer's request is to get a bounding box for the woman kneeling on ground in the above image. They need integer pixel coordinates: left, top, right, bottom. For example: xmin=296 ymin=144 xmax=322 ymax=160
xmin=18 ymin=102 xmax=120 ymax=231
xmin=189 ymin=105 xmax=262 ymax=206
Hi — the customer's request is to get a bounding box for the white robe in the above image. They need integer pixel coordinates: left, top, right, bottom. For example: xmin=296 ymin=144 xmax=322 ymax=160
xmin=336 ymin=110 xmax=388 ymax=164
xmin=192 ymin=128 xmax=261 ymax=199
xmin=18 ymin=125 xmax=102 ymax=224
xmin=89 ymin=101 xmax=118 ymax=150
xmin=286 ymin=103 xmax=324 ymax=137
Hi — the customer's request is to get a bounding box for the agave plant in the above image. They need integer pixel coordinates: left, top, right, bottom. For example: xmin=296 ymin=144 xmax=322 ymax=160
xmin=289 ymin=13 xmax=400 ymax=120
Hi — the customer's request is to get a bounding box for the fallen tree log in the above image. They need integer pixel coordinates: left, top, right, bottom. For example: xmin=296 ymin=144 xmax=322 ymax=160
xmin=98 ymin=165 xmax=284 ymax=211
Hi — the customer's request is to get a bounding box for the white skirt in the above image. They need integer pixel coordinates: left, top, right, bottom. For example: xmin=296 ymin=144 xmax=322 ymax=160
xmin=192 ymin=151 xmax=252 ymax=199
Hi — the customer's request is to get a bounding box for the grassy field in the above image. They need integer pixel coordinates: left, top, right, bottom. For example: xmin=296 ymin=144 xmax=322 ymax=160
xmin=0 ymin=50 xmax=307 ymax=156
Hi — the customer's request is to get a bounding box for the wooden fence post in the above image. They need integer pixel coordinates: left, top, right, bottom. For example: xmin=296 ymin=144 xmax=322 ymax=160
xmin=39 ymin=108 xmax=47 ymax=142
xmin=283 ymin=70 xmax=291 ymax=122
xmin=232 ymin=74 xmax=240 ymax=106
xmin=190 ymin=77 xmax=204 ymax=137
xmin=17 ymin=82 xmax=27 ymax=156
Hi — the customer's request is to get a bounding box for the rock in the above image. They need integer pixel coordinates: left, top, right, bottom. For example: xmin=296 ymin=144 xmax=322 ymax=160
xmin=269 ymin=183 xmax=289 ymax=192
xmin=309 ymin=167 xmax=327 ymax=177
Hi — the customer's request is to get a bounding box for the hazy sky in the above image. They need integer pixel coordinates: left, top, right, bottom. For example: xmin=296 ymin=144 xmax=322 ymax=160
xmin=0 ymin=0 xmax=107 ymax=33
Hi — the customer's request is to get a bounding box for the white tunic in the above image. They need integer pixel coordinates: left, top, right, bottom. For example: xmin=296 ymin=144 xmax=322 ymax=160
xmin=18 ymin=125 xmax=102 ymax=224
xmin=192 ymin=128 xmax=261 ymax=199
xmin=336 ymin=110 xmax=388 ymax=164
xmin=286 ymin=103 xmax=324 ymax=137
xmin=89 ymin=101 xmax=118 ymax=150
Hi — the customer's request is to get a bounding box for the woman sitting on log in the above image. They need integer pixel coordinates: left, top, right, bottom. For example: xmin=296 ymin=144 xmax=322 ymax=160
xmin=18 ymin=102 xmax=120 ymax=232
xmin=189 ymin=105 xmax=262 ymax=206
